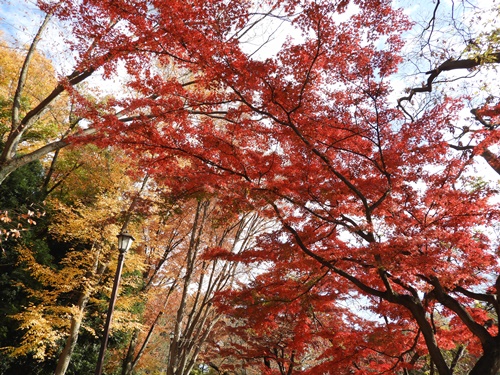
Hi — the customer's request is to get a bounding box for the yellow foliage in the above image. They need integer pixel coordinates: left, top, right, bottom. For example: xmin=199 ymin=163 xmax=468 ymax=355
xmin=0 ymin=38 xmax=56 ymax=101
xmin=8 ymin=148 xmax=149 ymax=361
xmin=0 ymin=34 xmax=69 ymax=151
xmin=6 ymin=303 xmax=69 ymax=360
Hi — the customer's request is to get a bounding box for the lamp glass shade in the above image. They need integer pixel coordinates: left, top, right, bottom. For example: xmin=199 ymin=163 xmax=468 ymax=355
xmin=117 ymin=232 xmax=135 ymax=253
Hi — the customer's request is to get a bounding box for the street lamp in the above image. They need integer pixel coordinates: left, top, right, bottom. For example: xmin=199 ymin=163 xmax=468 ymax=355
xmin=95 ymin=231 xmax=135 ymax=375
xmin=117 ymin=232 xmax=135 ymax=254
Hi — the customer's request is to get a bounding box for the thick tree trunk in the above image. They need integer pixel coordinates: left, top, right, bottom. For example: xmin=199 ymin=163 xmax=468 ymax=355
xmin=469 ymin=339 xmax=500 ymax=375
xmin=54 ymin=291 xmax=90 ymax=375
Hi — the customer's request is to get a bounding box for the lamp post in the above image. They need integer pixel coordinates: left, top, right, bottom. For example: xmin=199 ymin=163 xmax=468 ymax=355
xmin=95 ymin=231 xmax=135 ymax=375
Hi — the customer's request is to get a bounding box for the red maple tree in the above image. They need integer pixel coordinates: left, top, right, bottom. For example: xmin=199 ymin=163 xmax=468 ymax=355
xmin=17 ymin=0 xmax=500 ymax=373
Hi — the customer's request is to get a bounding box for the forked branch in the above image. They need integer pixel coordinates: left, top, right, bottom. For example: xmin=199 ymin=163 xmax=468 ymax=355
xmin=398 ymin=52 xmax=500 ymax=120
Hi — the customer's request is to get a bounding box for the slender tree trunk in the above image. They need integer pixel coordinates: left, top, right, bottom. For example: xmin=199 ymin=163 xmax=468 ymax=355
xmin=54 ymin=290 xmax=90 ymax=375
xmin=168 ymin=201 xmax=208 ymax=375
xmin=54 ymin=243 xmax=107 ymax=375
xmin=122 ymin=311 xmax=164 ymax=375
xmin=121 ymin=248 xmax=178 ymax=375
xmin=3 ymin=13 xmax=52 ymax=163
xmin=121 ymin=329 xmax=140 ymax=375
xmin=449 ymin=345 xmax=464 ymax=373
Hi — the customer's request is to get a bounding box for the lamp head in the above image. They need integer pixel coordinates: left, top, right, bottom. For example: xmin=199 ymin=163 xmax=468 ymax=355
xmin=117 ymin=231 xmax=135 ymax=253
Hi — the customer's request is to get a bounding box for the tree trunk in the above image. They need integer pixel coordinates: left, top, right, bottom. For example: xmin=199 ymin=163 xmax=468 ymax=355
xmin=122 ymin=311 xmax=164 ymax=375
xmin=481 ymin=149 xmax=500 ymax=177
xmin=121 ymin=329 xmax=140 ymax=375
xmin=469 ymin=339 xmax=500 ymax=375
xmin=54 ymin=291 xmax=90 ymax=375
xmin=55 ymin=244 xmax=106 ymax=375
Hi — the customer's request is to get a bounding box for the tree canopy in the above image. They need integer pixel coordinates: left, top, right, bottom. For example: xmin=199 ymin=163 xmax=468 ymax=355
xmin=1 ymin=0 xmax=500 ymax=374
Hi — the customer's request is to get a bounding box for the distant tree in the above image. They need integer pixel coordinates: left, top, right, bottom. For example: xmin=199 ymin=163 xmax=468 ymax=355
xmin=120 ymin=196 xmax=272 ymax=375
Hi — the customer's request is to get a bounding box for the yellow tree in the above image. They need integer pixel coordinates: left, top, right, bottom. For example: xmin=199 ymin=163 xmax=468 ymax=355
xmin=0 ymin=24 xmax=82 ymax=185
xmin=0 ymin=32 xmax=69 ymax=243
xmin=2 ymin=145 xmax=146 ymax=375
xmin=0 ymin=34 xmax=66 ymax=144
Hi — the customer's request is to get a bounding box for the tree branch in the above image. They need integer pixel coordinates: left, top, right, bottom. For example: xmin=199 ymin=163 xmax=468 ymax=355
xmin=430 ymin=277 xmax=493 ymax=348
xmin=398 ymin=52 xmax=500 ymax=117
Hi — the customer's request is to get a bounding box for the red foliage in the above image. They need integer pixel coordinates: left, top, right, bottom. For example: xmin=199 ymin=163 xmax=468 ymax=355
xmin=35 ymin=0 xmax=500 ymax=373
xmin=477 ymin=101 xmax=500 ymax=125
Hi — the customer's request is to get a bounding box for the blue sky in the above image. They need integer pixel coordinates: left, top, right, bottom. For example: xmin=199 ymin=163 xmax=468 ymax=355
xmin=0 ymin=0 xmax=44 ymax=46
xmin=0 ymin=0 xmax=76 ymax=75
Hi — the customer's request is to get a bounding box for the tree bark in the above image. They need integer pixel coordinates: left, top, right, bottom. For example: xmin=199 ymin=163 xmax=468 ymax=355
xmin=469 ymin=339 xmax=500 ymax=375
xmin=54 ymin=290 xmax=90 ymax=375
xmin=481 ymin=149 xmax=500 ymax=176
xmin=55 ymin=244 xmax=107 ymax=375
xmin=121 ymin=329 xmax=140 ymax=375
xmin=8 ymin=13 xmax=52 ymax=159
xmin=0 ymin=128 xmax=95 ymax=186
xmin=122 ymin=311 xmax=164 ymax=375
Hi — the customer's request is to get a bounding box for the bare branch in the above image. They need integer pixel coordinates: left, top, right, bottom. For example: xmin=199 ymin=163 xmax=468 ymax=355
xmin=398 ymin=52 xmax=500 ymax=118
